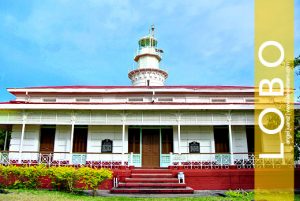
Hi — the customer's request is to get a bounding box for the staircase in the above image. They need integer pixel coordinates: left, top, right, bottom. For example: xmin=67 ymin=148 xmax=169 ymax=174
xmin=111 ymin=169 xmax=194 ymax=194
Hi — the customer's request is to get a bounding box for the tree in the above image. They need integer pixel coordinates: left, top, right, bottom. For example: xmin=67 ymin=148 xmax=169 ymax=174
xmin=295 ymin=55 xmax=300 ymax=68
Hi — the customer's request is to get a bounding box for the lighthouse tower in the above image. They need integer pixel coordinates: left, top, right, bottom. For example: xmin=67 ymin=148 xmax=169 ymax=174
xmin=128 ymin=26 xmax=168 ymax=86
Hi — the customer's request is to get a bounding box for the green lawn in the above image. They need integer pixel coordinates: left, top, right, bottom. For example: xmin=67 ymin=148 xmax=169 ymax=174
xmin=0 ymin=189 xmax=300 ymax=201
xmin=0 ymin=189 xmax=250 ymax=201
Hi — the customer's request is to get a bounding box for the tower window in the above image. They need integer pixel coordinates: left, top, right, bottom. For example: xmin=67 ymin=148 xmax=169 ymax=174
xmin=147 ymin=80 xmax=150 ymax=86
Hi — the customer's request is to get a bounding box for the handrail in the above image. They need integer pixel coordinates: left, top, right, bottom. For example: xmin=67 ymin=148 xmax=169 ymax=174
xmin=0 ymin=151 xmax=128 ymax=154
xmin=0 ymin=151 xmax=294 ymax=155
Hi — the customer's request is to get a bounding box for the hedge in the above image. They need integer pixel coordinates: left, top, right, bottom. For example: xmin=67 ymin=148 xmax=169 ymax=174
xmin=0 ymin=165 xmax=112 ymax=195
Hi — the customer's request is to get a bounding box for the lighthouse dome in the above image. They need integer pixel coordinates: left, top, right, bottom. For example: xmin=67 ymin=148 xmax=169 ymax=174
xmin=128 ymin=26 xmax=168 ymax=86
xmin=138 ymin=36 xmax=158 ymax=49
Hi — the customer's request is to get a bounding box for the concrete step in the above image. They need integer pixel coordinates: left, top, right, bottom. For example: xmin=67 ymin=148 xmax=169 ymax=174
xmin=111 ymin=187 xmax=194 ymax=194
xmin=118 ymin=182 xmax=187 ymax=188
xmin=131 ymin=173 xmax=173 ymax=178
xmin=125 ymin=178 xmax=179 ymax=183
xmin=131 ymin=169 xmax=171 ymax=174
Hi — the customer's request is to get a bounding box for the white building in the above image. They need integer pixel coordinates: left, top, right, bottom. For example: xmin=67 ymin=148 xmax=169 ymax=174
xmin=0 ymin=27 xmax=299 ymax=168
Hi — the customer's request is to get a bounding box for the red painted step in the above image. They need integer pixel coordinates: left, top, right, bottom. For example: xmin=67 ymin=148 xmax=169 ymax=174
xmin=111 ymin=168 xmax=194 ymax=194
xmin=131 ymin=173 xmax=173 ymax=178
xmin=111 ymin=187 xmax=194 ymax=194
xmin=118 ymin=182 xmax=187 ymax=188
xmin=125 ymin=178 xmax=179 ymax=183
xmin=131 ymin=169 xmax=171 ymax=174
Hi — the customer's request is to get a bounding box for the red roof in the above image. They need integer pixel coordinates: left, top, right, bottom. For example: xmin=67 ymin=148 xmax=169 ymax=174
xmin=7 ymin=85 xmax=254 ymax=90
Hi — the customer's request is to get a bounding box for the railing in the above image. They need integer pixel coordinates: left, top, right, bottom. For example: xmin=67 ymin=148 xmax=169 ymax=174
xmin=161 ymin=154 xmax=171 ymax=167
xmin=128 ymin=152 xmax=141 ymax=167
xmin=169 ymin=153 xmax=297 ymax=169
xmin=0 ymin=151 xmax=129 ymax=168
xmin=0 ymin=151 xmax=298 ymax=169
xmin=136 ymin=47 xmax=162 ymax=58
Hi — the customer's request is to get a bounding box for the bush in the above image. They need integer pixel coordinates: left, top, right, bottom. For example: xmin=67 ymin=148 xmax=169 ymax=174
xmin=225 ymin=189 xmax=253 ymax=198
xmin=0 ymin=165 xmax=47 ymax=189
xmin=0 ymin=165 xmax=112 ymax=194
xmin=77 ymin=167 xmax=112 ymax=195
xmin=48 ymin=166 xmax=78 ymax=192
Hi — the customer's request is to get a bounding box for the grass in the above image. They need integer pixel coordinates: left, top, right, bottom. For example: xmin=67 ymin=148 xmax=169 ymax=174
xmin=0 ymin=189 xmax=300 ymax=201
xmin=0 ymin=189 xmax=254 ymax=201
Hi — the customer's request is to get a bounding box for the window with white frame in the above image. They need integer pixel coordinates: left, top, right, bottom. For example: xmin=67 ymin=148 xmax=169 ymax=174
xmin=211 ymin=98 xmax=226 ymax=103
xmin=43 ymin=98 xmax=56 ymax=102
xmin=157 ymin=97 xmax=173 ymax=102
xmin=76 ymin=98 xmax=90 ymax=102
xmin=128 ymin=97 xmax=144 ymax=102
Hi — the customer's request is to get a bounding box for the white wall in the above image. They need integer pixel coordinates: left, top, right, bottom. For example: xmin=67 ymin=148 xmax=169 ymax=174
xmin=138 ymin=56 xmax=159 ymax=69
xmin=52 ymin=125 xmax=71 ymax=160
xmin=231 ymin=125 xmax=248 ymax=153
xmin=9 ymin=125 xmax=40 ymax=152
xmin=53 ymin=125 xmax=71 ymax=152
xmin=173 ymin=126 xmax=215 ymax=154
xmin=172 ymin=125 xmax=248 ymax=154
xmin=86 ymin=125 xmax=128 ymax=161
xmin=9 ymin=124 xmax=40 ymax=160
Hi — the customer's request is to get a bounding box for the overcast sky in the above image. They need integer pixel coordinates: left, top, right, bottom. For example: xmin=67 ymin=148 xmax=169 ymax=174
xmin=0 ymin=0 xmax=299 ymax=101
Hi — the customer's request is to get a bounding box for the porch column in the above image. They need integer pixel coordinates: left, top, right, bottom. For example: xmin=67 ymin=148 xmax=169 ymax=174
xmin=228 ymin=112 xmax=234 ymax=165
xmin=177 ymin=123 xmax=181 ymax=155
xmin=121 ymin=123 xmax=125 ymax=165
xmin=4 ymin=130 xmax=8 ymax=151
xmin=69 ymin=122 xmax=75 ymax=164
xmin=18 ymin=122 xmax=26 ymax=163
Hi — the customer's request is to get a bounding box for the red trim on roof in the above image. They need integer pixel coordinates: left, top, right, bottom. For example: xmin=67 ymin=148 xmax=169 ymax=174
xmin=0 ymin=102 xmax=12 ymax=104
xmin=1 ymin=101 xmax=298 ymax=106
xmin=0 ymin=100 xmax=257 ymax=105
xmin=7 ymin=85 xmax=254 ymax=90
xmin=7 ymin=92 xmax=255 ymax=97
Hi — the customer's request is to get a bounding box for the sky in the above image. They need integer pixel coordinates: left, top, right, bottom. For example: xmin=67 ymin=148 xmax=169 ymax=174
xmin=0 ymin=0 xmax=299 ymax=102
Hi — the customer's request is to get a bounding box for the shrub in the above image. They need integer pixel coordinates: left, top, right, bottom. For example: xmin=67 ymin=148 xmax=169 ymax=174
xmin=225 ymin=189 xmax=253 ymax=198
xmin=0 ymin=165 xmax=47 ymax=189
xmin=48 ymin=166 xmax=78 ymax=192
xmin=0 ymin=165 xmax=113 ymax=194
xmin=77 ymin=167 xmax=112 ymax=195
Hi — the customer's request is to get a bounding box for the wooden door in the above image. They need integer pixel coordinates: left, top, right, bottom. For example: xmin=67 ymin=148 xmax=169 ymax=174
xmin=214 ymin=126 xmax=229 ymax=153
xmin=40 ymin=127 xmax=56 ymax=153
xmin=73 ymin=127 xmax=88 ymax=153
xmin=142 ymin=129 xmax=160 ymax=168
xmin=128 ymin=128 xmax=140 ymax=153
xmin=161 ymin=128 xmax=173 ymax=154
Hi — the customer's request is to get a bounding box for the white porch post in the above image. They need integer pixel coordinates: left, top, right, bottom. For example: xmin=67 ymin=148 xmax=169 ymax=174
xmin=4 ymin=130 xmax=8 ymax=151
xmin=18 ymin=120 xmax=26 ymax=163
xmin=177 ymin=114 xmax=181 ymax=155
xmin=122 ymin=122 xmax=126 ymax=165
xmin=69 ymin=121 xmax=75 ymax=164
xmin=228 ymin=111 xmax=234 ymax=165
xmin=177 ymin=123 xmax=181 ymax=154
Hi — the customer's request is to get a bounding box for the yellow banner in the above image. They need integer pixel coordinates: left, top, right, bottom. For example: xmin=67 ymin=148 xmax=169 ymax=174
xmin=255 ymin=0 xmax=294 ymax=200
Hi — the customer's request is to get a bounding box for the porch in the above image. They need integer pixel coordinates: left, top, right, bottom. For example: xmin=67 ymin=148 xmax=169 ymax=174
xmin=0 ymin=109 xmax=260 ymax=168
xmin=0 ymin=151 xmax=296 ymax=169
xmin=0 ymin=123 xmax=258 ymax=168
